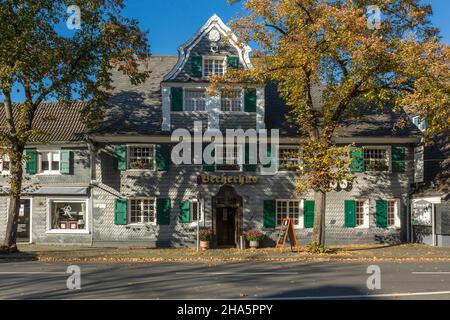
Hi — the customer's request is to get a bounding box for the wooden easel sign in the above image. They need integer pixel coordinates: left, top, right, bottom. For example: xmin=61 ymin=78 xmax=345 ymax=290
xmin=275 ymin=218 xmax=300 ymax=253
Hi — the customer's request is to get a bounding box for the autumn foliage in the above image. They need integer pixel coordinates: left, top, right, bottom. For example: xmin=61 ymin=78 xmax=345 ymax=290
xmin=220 ymin=0 xmax=449 ymax=245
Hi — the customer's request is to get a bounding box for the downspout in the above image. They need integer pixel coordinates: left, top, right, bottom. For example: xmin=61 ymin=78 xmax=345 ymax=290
xmin=87 ymin=139 xmax=96 ymax=247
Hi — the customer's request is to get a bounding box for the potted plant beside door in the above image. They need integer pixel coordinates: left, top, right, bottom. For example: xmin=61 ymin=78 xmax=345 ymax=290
xmin=199 ymin=229 xmax=212 ymax=250
xmin=246 ymin=229 xmax=264 ymax=249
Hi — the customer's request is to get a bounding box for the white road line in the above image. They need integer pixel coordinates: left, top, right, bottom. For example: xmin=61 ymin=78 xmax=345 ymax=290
xmin=176 ymin=272 xmax=299 ymax=276
xmin=0 ymin=272 xmax=66 ymax=275
xmin=412 ymin=272 xmax=450 ymax=275
xmin=274 ymin=291 xmax=450 ymax=300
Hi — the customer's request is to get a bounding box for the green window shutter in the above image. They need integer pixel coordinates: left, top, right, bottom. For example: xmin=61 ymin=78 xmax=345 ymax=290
xmin=191 ymin=56 xmax=203 ymax=77
xmin=202 ymin=144 xmax=215 ymax=172
xmin=157 ymin=198 xmax=171 ymax=225
xmin=171 ymin=87 xmax=183 ymax=112
xmin=392 ymin=147 xmax=406 ymax=173
xmin=59 ymin=150 xmax=71 ymax=174
xmin=227 ymin=56 xmax=239 ymax=69
xmin=304 ymin=200 xmax=315 ymax=228
xmin=263 ymin=200 xmax=276 ymax=228
xmin=25 ymin=150 xmax=37 ymax=175
xmin=350 ymin=147 xmax=364 ymax=172
xmin=376 ymin=200 xmax=388 ymax=228
xmin=114 ymin=145 xmax=127 ymax=171
xmin=178 ymin=201 xmax=191 ymax=223
xmin=114 ymin=198 xmax=128 ymax=225
xmin=244 ymin=88 xmax=257 ymax=112
xmin=155 ymin=144 xmax=171 ymax=171
xmin=243 ymin=144 xmax=257 ymax=172
xmin=344 ymin=200 xmax=356 ymax=228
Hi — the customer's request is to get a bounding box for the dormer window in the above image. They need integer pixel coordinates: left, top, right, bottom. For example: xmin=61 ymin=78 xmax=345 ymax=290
xmin=203 ymin=57 xmax=226 ymax=77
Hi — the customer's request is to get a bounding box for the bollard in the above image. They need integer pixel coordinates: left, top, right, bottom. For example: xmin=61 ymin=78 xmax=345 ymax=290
xmin=239 ymin=235 xmax=246 ymax=250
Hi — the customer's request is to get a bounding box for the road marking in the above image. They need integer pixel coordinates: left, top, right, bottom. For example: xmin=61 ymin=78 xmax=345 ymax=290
xmin=0 ymin=272 xmax=66 ymax=275
xmin=274 ymin=290 xmax=450 ymax=300
xmin=176 ymin=272 xmax=299 ymax=276
xmin=412 ymin=272 xmax=450 ymax=275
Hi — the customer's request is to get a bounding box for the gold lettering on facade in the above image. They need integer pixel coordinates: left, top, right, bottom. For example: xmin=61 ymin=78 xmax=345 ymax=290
xmin=199 ymin=174 xmax=259 ymax=185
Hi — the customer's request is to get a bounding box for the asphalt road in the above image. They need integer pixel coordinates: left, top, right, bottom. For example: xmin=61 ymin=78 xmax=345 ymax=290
xmin=1 ymin=261 xmax=450 ymax=299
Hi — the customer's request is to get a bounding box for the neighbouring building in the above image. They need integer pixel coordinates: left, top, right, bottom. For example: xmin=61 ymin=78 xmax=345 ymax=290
xmin=411 ymin=130 xmax=449 ymax=246
xmin=0 ymin=15 xmax=428 ymax=247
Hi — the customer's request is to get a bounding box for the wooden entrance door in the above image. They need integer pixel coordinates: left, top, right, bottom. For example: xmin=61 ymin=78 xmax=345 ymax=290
xmin=216 ymin=207 xmax=236 ymax=246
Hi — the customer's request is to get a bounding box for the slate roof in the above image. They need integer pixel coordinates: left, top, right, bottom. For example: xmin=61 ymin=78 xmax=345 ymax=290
xmin=94 ymin=55 xmax=178 ymax=136
xmin=264 ymin=82 xmax=422 ymax=138
xmin=0 ymin=55 xmax=422 ymax=142
xmin=0 ymin=101 xmax=89 ymax=142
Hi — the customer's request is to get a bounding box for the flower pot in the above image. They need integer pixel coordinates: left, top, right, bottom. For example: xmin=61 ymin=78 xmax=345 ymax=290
xmin=249 ymin=240 xmax=259 ymax=249
xmin=200 ymin=241 xmax=210 ymax=250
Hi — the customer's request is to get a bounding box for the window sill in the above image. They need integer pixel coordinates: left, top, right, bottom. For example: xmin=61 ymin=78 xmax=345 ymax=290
xmin=46 ymin=230 xmax=90 ymax=235
xmin=171 ymin=111 xmax=208 ymax=114
xmin=274 ymin=226 xmax=304 ymax=230
xmin=36 ymin=172 xmax=62 ymax=176
xmin=125 ymin=169 xmax=156 ymax=172
xmin=188 ymin=221 xmax=204 ymax=227
xmin=217 ymin=111 xmax=255 ymax=115
xmin=126 ymin=223 xmax=157 ymax=227
xmin=354 ymin=225 xmax=370 ymax=229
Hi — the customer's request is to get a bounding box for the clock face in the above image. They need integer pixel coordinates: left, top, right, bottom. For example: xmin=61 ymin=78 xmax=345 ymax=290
xmin=208 ymin=30 xmax=221 ymax=42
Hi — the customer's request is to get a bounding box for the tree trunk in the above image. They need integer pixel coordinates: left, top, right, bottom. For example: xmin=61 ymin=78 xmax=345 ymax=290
xmin=312 ymin=190 xmax=326 ymax=246
xmin=2 ymin=147 xmax=24 ymax=251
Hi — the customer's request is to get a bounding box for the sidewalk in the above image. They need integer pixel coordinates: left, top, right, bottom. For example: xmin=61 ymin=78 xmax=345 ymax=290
xmin=1 ymin=243 xmax=450 ymax=263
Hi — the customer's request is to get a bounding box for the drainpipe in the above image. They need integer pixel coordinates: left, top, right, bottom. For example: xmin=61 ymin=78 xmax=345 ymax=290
xmin=432 ymin=204 xmax=437 ymax=247
xmin=87 ymin=140 xmax=96 ymax=247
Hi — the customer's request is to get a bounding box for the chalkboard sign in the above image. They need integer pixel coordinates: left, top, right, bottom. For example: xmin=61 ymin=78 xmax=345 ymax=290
xmin=275 ymin=218 xmax=300 ymax=253
xmin=436 ymin=203 xmax=450 ymax=235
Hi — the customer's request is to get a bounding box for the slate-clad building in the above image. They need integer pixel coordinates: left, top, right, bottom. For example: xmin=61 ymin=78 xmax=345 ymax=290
xmin=411 ymin=132 xmax=450 ymax=246
xmin=0 ymin=102 xmax=92 ymax=244
xmin=0 ymin=15 xmax=426 ymax=247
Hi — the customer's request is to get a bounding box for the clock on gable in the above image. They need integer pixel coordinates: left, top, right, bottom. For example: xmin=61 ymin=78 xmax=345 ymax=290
xmin=208 ymin=29 xmax=221 ymax=42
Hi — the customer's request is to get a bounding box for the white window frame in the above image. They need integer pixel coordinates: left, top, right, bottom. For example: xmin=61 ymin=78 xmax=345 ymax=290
xmin=46 ymin=198 xmax=90 ymax=234
xmin=127 ymin=144 xmax=156 ymax=171
xmin=0 ymin=154 xmax=10 ymax=175
xmin=355 ymin=199 xmax=370 ymax=229
xmin=183 ymin=88 xmax=207 ymax=112
xmin=362 ymin=146 xmax=392 ymax=172
xmin=128 ymin=197 xmax=157 ymax=225
xmin=215 ymin=144 xmax=243 ymax=172
xmin=37 ymin=150 xmax=61 ymax=175
xmin=220 ymin=89 xmax=244 ymax=112
xmin=277 ymin=145 xmax=301 ymax=173
xmin=276 ymin=199 xmax=303 ymax=229
xmin=202 ymin=56 xmax=227 ymax=78
xmin=190 ymin=199 xmax=204 ymax=223
xmin=387 ymin=199 xmax=401 ymax=229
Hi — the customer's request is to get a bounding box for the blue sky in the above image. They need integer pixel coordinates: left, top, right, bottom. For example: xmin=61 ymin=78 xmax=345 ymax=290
xmin=6 ymin=0 xmax=450 ymax=102
xmin=129 ymin=0 xmax=449 ymax=54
